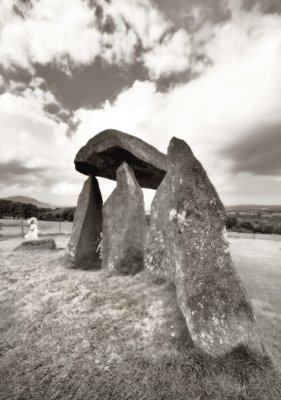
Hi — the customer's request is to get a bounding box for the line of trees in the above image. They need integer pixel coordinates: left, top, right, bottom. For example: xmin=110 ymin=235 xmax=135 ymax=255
xmin=0 ymin=200 xmax=76 ymax=221
xmin=226 ymin=215 xmax=281 ymax=235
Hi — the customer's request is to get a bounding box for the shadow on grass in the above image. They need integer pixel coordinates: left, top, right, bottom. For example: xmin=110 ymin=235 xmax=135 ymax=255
xmin=41 ymin=343 xmax=279 ymax=400
xmin=78 ymin=344 xmax=279 ymax=400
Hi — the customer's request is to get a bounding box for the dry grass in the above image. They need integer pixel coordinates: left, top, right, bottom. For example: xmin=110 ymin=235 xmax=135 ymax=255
xmin=0 ymin=236 xmax=280 ymax=400
xmin=230 ymin=237 xmax=281 ymax=368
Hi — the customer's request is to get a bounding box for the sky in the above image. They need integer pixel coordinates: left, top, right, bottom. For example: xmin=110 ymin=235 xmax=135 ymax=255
xmin=0 ymin=0 xmax=281 ymax=209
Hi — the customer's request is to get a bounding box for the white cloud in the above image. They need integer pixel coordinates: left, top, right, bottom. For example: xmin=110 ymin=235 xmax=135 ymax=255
xmin=0 ymin=90 xmax=69 ymax=166
xmin=73 ymin=81 xmax=163 ymax=149
xmin=73 ymin=6 xmax=281 ymax=207
xmin=101 ymin=0 xmax=171 ymax=49
xmin=0 ymin=83 xmax=85 ymax=205
xmin=0 ymin=0 xmax=101 ymax=72
xmin=143 ymin=29 xmax=191 ymax=79
xmin=1 ymin=2 xmax=281 ymax=207
xmin=0 ymin=0 xmax=191 ymax=78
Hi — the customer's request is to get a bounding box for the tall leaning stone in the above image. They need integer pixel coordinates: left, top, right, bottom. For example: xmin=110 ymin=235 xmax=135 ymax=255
xmin=145 ymin=137 xmax=262 ymax=356
xmin=102 ymin=162 xmax=146 ymax=274
xmin=65 ymin=175 xmax=102 ymax=269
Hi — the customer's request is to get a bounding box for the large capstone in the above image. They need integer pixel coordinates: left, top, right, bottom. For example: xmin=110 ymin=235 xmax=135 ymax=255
xmin=102 ymin=162 xmax=147 ymax=274
xmin=75 ymin=129 xmax=166 ymax=189
xmin=145 ymin=137 xmax=262 ymax=356
xmin=65 ymin=175 xmax=102 ymax=269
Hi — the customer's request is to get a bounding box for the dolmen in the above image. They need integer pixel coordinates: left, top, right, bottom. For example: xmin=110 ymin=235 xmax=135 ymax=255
xmin=66 ymin=129 xmax=262 ymax=357
xmin=66 ymin=129 xmax=165 ymax=270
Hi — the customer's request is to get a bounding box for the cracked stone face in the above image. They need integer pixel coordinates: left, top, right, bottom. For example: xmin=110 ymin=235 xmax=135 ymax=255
xmin=145 ymin=137 xmax=262 ymax=356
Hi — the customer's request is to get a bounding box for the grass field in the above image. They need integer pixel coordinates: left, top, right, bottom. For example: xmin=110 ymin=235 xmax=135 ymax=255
xmin=0 ymin=235 xmax=281 ymax=399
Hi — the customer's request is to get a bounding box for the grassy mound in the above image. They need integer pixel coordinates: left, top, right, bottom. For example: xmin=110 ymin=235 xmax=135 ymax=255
xmin=0 ymin=244 xmax=280 ymax=400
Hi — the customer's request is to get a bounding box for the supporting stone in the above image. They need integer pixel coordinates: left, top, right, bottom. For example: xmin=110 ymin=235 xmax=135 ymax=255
xmin=145 ymin=137 xmax=262 ymax=356
xmin=102 ymin=162 xmax=146 ymax=274
xmin=65 ymin=175 xmax=102 ymax=269
xmin=75 ymin=129 xmax=167 ymax=189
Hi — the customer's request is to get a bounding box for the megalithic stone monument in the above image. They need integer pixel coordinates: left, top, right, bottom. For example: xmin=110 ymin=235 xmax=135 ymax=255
xmin=145 ymin=137 xmax=262 ymax=356
xmin=74 ymin=129 xmax=167 ymax=189
xmin=65 ymin=175 xmax=103 ymax=269
xmin=67 ymin=129 xmax=166 ymax=271
xmin=102 ymin=162 xmax=147 ymax=274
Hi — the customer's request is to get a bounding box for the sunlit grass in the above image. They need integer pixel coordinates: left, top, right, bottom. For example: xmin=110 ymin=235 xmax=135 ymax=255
xmin=0 ymin=236 xmax=280 ymax=399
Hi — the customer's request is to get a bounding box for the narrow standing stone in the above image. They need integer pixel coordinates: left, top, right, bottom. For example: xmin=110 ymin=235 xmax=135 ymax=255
xmin=145 ymin=137 xmax=262 ymax=356
xmin=102 ymin=162 xmax=146 ymax=274
xmin=65 ymin=175 xmax=102 ymax=269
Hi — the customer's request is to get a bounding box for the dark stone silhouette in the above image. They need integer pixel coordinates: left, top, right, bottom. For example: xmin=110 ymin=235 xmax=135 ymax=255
xmin=145 ymin=137 xmax=262 ymax=356
xmin=65 ymin=176 xmax=102 ymax=269
xmin=102 ymin=162 xmax=146 ymax=274
xmin=75 ymin=129 xmax=167 ymax=189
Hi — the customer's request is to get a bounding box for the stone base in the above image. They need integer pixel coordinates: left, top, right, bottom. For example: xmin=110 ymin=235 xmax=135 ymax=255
xmin=17 ymin=239 xmax=57 ymax=250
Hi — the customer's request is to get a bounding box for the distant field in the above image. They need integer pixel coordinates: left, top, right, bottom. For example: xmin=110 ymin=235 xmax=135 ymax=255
xmin=229 ymin=237 xmax=281 ymax=367
xmin=228 ymin=231 xmax=281 ymax=241
xmin=0 ymin=219 xmax=73 ymax=237
xmin=0 ymin=236 xmax=280 ymax=399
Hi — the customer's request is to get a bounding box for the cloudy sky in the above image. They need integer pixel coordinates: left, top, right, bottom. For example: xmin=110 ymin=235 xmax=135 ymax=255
xmin=0 ymin=0 xmax=281 ymax=209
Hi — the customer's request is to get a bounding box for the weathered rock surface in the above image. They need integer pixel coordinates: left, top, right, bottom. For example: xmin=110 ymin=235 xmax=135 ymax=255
xmin=65 ymin=175 xmax=103 ymax=269
xmin=102 ymin=162 xmax=146 ymax=274
xmin=17 ymin=238 xmax=56 ymax=250
xmin=75 ymin=129 xmax=167 ymax=189
xmin=145 ymin=137 xmax=262 ymax=356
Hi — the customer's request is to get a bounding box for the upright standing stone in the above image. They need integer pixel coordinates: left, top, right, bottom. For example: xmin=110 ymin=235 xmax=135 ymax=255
xmin=65 ymin=175 xmax=102 ymax=269
xmin=102 ymin=162 xmax=146 ymax=274
xmin=145 ymin=137 xmax=262 ymax=356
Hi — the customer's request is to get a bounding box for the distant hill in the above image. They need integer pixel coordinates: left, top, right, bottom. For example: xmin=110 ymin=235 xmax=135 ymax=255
xmin=226 ymin=204 xmax=281 ymax=213
xmin=1 ymin=196 xmax=56 ymax=209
